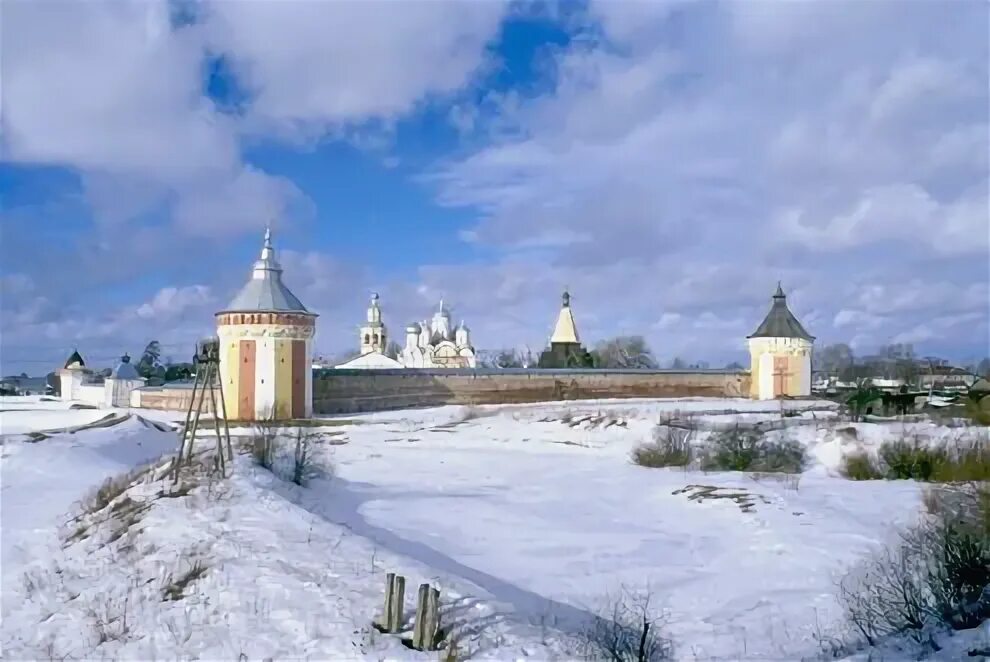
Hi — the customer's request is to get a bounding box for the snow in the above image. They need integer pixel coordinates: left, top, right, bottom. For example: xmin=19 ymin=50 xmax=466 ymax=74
xmin=1 ymin=396 xmax=986 ymax=660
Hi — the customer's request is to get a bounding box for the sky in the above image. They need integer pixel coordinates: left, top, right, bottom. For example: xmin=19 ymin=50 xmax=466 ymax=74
xmin=1 ymin=0 xmax=988 ymax=376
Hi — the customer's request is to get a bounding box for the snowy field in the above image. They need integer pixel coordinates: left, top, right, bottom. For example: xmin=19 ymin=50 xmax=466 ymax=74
xmin=1 ymin=395 xmax=987 ymax=660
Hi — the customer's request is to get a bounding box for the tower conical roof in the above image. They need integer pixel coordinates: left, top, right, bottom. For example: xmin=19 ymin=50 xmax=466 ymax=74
xmin=550 ymin=290 xmax=580 ymax=344
xmin=220 ymin=228 xmax=313 ymax=315
xmin=64 ymin=349 xmax=85 ymax=369
xmin=748 ymin=283 xmax=814 ymax=341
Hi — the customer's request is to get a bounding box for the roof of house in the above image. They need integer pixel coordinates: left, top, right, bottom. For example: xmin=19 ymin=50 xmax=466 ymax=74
xmin=550 ymin=290 xmax=580 ymax=344
xmin=748 ymin=283 xmax=814 ymax=341
xmin=220 ymin=228 xmax=314 ymax=315
xmin=64 ymin=350 xmax=86 ymax=369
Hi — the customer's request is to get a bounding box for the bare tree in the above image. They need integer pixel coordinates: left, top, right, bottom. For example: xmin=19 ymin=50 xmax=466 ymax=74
xmin=594 ymin=336 xmax=658 ymax=369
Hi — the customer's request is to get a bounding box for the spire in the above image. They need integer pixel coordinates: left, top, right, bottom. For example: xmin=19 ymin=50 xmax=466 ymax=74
xmin=550 ymin=290 xmax=580 ymax=344
xmin=220 ymin=226 xmax=312 ymax=314
xmin=748 ymin=282 xmax=814 ymax=341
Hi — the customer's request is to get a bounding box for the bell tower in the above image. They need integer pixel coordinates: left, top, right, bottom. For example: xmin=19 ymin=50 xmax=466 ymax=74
xmin=360 ymin=293 xmax=387 ymax=355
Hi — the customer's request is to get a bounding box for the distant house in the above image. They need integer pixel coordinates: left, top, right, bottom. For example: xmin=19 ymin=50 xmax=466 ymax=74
xmin=918 ymin=366 xmax=977 ymax=392
xmin=0 ymin=375 xmax=50 ymax=395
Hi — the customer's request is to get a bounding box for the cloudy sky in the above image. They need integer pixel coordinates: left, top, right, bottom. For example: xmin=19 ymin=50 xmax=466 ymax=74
xmin=1 ymin=0 xmax=987 ymax=375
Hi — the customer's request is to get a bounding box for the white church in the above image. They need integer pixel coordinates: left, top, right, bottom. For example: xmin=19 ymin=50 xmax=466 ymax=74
xmin=336 ymin=294 xmax=476 ymax=369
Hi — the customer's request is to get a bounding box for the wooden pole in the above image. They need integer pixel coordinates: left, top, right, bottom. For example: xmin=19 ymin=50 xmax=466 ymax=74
xmin=425 ymin=586 xmax=440 ymax=650
xmin=172 ymin=368 xmax=203 ymax=483
xmin=184 ymin=366 xmax=208 ymax=466
xmin=215 ymin=359 xmax=234 ymax=462
xmin=206 ymin=363 xmax=226 ymax=475
xmin=413 ymin=583 xmax=429 ymax=649
xmin=388 ymin=575 xmax=405 ymax=633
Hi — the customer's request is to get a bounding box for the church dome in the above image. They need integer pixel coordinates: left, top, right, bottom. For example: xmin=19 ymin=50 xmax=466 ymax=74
xmin=406 ymin=322 xmax=421 ymax=333
xmin=219 ymin=228 xmax=314 ymax=315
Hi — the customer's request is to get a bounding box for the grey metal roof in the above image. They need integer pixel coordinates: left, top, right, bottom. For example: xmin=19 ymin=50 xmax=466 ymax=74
xmin=220 ymin=228 xmax=314 ymax=315
xmin=64 ymin=350 xmax=85 ymax=369
xmin=110 ymin=354 xmax=141 ymax=380
xmin=748 ymin=283 xmax=815 ymax=341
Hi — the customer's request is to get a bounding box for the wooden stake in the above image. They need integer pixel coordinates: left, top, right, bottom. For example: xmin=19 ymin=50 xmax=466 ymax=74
xmin=381 ymin=572 xmax=395 ymax=631
xmin=389 ymin=575 xmax=405 ymax=633
xmin=215 ymin=362 xmax=234 ymax=462
xmin=206 ymin=363 xmax=226 ymax=475
xmin=413 ymin=583 xmax=430 ymax=649
xmin=425 ymin=586 xmax=441 ymax=650
xmin=172 ymin=368 xmax=202 ymax=482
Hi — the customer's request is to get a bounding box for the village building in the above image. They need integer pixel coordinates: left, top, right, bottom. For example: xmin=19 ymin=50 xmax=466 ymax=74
xmin=538 ymin=291 xmax=593 ymax=368
xmin=400 ymin=301 xmax=476 ymax=368
xmin=216 ymin=228 xmax=317 ymax=420
xmin=747 ymin=283 xmax=814 ymax=400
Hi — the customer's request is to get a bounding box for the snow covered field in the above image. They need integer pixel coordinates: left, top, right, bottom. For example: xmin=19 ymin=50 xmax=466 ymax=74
xmin=2 ymin=395 xmax=987 ymax=660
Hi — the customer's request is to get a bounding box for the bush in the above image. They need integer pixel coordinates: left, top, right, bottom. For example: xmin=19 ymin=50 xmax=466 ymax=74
xmin=932 ymin=432 xmax=990 ymax=482
xmin=251 ymin=419 xmax=279 ymax=470
xmin=632 ymin=426 xmax=694 ymax=468
xmin=840 ymin=453 xmax=884 ymax=481
xmin=579 ymin=587 xmax=673 ymax=661
xmin=878 ymin=437 xmax=947 ymax=481
xmin=838 ymin=484 xmax=990 ymax=650
xmin=700 ymin=427 xmax=806 ymax=474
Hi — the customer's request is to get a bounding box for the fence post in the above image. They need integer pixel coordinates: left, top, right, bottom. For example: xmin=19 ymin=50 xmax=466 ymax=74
xmin=380 ymin=573 xmax=395 ymax=631
xmin=413 ymin=583 xmax=430 ymax=649
xmin=425 ymin=586 xmax=441 ymax=649
xmin=389 ymin=575 xmax=405 ymax=633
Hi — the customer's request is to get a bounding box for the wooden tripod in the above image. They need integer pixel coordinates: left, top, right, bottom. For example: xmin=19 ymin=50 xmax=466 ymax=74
xmin=172 ymin=338 xmax=233 ymax=483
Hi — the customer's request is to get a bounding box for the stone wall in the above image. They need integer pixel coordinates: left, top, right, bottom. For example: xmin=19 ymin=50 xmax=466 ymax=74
xmin=132 ymin=369 xmax=751 ymax=416
xmin=131 ymin=385 xmax=215 ymax=414
xmin=313 ymin=368 xmax=751 ymax=415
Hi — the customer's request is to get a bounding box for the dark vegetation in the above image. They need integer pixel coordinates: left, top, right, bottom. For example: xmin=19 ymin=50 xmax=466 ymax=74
xmin=835 ymin=483 xmax=990 ymax=653
xmin=841 ymin=431 xmax=990 ymax=483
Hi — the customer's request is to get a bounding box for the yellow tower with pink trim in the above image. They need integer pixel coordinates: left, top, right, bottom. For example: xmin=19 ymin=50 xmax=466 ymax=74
xmin=216 ymin=229 xmax=317 ymax=421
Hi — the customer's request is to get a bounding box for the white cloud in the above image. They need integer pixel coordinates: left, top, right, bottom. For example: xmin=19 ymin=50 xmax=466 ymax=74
xmin=134 ymin=286 xmax=213 ymax=320
xmin=203 ymin=0 xmax=508 ymax=139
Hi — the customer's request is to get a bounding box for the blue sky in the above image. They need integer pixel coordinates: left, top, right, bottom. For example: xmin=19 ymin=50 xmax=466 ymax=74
xmin=1 ymin=0 xmax=988 ymax=375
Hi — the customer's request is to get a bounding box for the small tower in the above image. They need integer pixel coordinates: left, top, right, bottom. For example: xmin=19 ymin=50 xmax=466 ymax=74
xmin=106 ymin=353 xmax=145 ymax=407
xmin=455 ymin=320 xmax=471 ymax=348
xmin=747 ymin=283 xmax=814 ymax=400
xmin=59 ymin=349 xmax=88 ymax=400
xmin=539 ymin=290 xmax=593 ymax=368
xmin=216 ymin=228 xmax=318 ymax=420
xmin=360 ymin=293 xmax=387 ymax=355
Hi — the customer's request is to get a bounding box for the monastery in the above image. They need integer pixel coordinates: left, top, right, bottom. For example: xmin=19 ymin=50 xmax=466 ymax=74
xmin=58 ymin=229 xmax=817 ymax=419
xmin=336 ymin=294 xmax=477 ymax=369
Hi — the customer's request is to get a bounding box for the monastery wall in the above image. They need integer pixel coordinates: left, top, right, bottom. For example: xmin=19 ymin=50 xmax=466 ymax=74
xmin=313 ymin=369 xmax=751 ymax=414
xmin=131 ymin=369 xmax=751 ymax=416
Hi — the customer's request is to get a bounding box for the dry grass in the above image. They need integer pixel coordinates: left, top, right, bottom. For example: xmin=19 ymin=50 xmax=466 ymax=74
xmin=162 ymin=560 xmax=209 ymax=602
xmin=632 ymin=425 xmax=694 ymax=468
xmin=700 ymin=427 xmax=806 ymax=474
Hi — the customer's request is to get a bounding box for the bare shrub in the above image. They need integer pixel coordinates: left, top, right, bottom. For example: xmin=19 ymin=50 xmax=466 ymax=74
xmin=83 ymin=464 xmax=153 ymax=515
xmin=579 ymin=587 xmax=673 ymax=661
xmin=700 ymin=427 xmax=805 ymax=474
xmin=838 ymin=484 xmax=990 ymax=650
xmin=292 ymin=429 xmax=330 ymax=486
xmin=840 ymin=453 xmax=884 ymax=481
xmin=632 ymin=425 xmax=694 ymax=468
xmin=251 ymin=418 xmax=279 ymax=470
xmin=162 ymin=559 xmax=209 ymax=602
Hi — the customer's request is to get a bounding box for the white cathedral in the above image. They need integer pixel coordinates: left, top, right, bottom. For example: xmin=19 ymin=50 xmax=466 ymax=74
xmin=335 ymin=294 xmax=476 ymax=369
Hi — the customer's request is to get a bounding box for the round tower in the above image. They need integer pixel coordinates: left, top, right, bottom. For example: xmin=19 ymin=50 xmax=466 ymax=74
xmin=747 ymin=283 xmax=814 ymax=400
xmin=216 ymin=228 xmax=318 ymax=421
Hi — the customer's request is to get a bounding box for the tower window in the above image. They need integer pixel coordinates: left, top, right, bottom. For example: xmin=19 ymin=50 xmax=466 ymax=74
xmin=364 ymin=334 xmax=370 ymax=344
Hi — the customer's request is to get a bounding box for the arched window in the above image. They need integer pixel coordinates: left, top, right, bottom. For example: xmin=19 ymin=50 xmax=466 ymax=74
xmin=364 ymin=334 xmax=370 ymax=345
xmin=373 ymin=333 xmax=379 ymax=345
